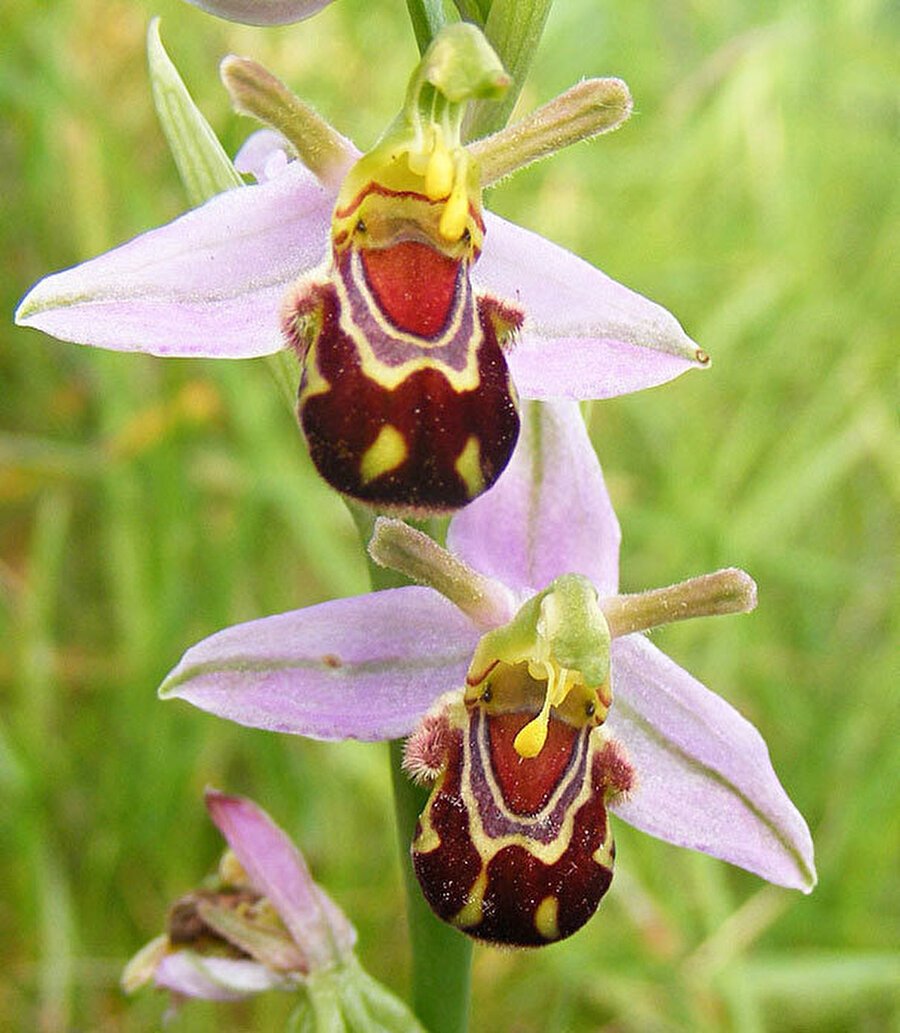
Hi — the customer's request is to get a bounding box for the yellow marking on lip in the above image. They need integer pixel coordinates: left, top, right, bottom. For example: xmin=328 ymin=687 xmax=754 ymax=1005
xmin=455 ymin=435 xmax=484 ymax=499
xmin=457 ymin=702 xmax=599 ymax=867
xmin=360 ymin=425 xmax=408 ymax=484
xmin=534 ymin=895 xmax=560 ymax=941
xmin=453 ymin=868 xmax=488 ymax=930
xmin=413 ymin=767 xmax=447 ymax=855
xmin=592 ymin=838 xmax=614 ymax=869
xmin=413 ymin=820 xmax=441 ymax=854
xmin=297 ymin=339 xmax=332 ymax=405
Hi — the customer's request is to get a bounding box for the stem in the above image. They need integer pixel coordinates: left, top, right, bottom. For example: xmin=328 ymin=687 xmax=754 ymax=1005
xmin=406 ymin=0 xmax=448 ymax=56
xmin=451 ymin=0 xmax=488 ymax=25
xmin=465 ymin=0 xmax=554 ymax=139
xmin=264 ymin=350 xmax=300 ymax=415
xmin=361 ymin=528 xmax=473 ymax=1032
xmin=390 ymin=739 xmax=473 ymax=1033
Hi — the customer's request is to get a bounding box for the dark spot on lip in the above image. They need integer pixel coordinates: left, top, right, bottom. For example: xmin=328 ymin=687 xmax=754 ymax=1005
xmin=322 ymin=654 xmax=343 ymax=668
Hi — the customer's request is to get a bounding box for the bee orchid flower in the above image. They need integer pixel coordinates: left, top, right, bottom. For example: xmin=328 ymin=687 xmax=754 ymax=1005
xmin=181 ymin=0 xmax=335 ymax=27
xmin=15 ymin=24 xmax=707 ymax=514
xmin=156 ymin=400 xmax=816 ymax=946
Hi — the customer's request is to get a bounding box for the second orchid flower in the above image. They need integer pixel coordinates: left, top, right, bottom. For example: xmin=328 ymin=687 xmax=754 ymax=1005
xmin=158 ymin=401 xmax=816 ymax=946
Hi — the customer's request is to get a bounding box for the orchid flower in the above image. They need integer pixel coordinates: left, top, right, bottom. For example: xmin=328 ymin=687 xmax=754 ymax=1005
xmin=157 ymin=400 xmax=816 ymax=946
xmin=181 ymin=0 xmax=335 ymax=26
xmin=15 ymin=24 xmax=708 ymax=515
xmin=123 ymin=789 xmax=424 ymax=1029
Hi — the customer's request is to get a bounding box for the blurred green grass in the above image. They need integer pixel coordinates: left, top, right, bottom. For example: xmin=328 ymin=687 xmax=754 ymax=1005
xmin=1 ymin=0 xmax=898 ymax=1030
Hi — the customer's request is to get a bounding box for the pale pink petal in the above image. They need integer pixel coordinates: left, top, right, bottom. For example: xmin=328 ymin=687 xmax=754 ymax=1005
xmin=205 ymin=790 xmax=355 ymax=967
xmin=607 ymin=634 xmax=816 ymax=891
xmin=476 ymin=212 xmax=708 ymax=399
xmin=183 ymin=0 xmax=334 ymax=26
xmin=234 ymin=129 xmax=293 ymax=182
xmin=154 ymin=952 xmax=285 ymax=999
xmin=448 ymin=401 xmax=620 ymax=595
xmin=159 ymin=587 xmax=478 ymax=739
xmin=15 ymin=162 xmax=332 ymax=358
xmin=234 ymin=129 xmax=360 ymax=185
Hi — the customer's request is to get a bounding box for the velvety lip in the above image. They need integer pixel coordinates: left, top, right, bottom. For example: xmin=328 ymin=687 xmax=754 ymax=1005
xmin=361 ymin=240 xmax=461 ymax=338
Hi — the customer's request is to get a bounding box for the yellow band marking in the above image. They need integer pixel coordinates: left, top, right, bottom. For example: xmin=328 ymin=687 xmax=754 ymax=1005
xmin=450 ymin=700 xmax=598 ymax=867
xmin=534 ymin=895 xmax=560 ymax=941
xmin=335 ymin=252 xmax=483 ymax=393
xmin=360 ymin=425 xmax=408 ymax=484
xmin=413 ymin=768 xmax=446 ymax=855
xmin=454 ymin=436 xmax=484 ymax=499
xmin=453 ymin=869 xmax=488 ymax=930
xmin=592 ymin=839 xmax=614 ymax=869
xmin=413 ymin=820 xmax=441 ymax=854
xmin=298 ymin=338 xmax=332 ymax=405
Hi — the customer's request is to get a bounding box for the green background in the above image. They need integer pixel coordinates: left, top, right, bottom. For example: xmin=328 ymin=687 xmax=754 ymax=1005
xmin=2 ymin=0 xmax=897 ymax=1029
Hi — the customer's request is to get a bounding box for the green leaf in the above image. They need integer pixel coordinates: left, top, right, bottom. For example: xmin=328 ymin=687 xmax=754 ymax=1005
xmin=146 ymin=18 xmax=242 ymax=206
xmin=147 ymin=21 xmax=301 ymax=410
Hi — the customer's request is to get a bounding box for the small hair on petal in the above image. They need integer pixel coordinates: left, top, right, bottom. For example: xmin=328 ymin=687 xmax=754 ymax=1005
xmin=403 ymin=695 xmax=456 ymax=784
xmin=594 ymin=732 xmax=637 ymax=801
xmin=279 ymin=270 xmax=330 ymax=359
xmin=478 ymin=294 xmax=525 ymax=352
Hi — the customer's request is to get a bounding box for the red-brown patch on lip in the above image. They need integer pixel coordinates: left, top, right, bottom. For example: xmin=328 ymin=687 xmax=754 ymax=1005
xmin=361 ymin=241 xmax=460 ymax=338
xmin=487 ymin=712 xmax=579 ymax=816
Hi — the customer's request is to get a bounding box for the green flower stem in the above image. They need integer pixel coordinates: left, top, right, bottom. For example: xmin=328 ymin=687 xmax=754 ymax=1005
xmin=263 ymin=349 xmax=300 ymax=413
xmin=360 ymin=520 xmax=472 ymax=1033
xmin=389 ymin=739 xmax=473 ymax=1033
xmin=406 ymin=0 xmax=447 ymax=56
xmin=465 ymin=0 xmax=554 ymax=139
xmin=451 ymin=0 xmax=491 ymax=26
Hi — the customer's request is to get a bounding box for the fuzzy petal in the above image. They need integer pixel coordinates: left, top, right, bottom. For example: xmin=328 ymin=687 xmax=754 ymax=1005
xmin=607 ymin=635 xmax=817 ymax=891
xmin=234 ymin=129 xmax=293 ymax=183
xmin=154 ymin=952 xmax=286 ymax=999
xmin=205 ymin=790 xmax=355 ymax=968
xmin=15 ymin=162 xmax=332 ymax=358
xmin=182 ymin=0 xmax=334 ymax=26
xmin=476 ymin=212 xmax=708 ymax=399
xmin=234 ymin=128 xmax=359 ymax=187
xmin=159 ymin=587 xmax=478 ymax=739
xmin=448 ymin=401 xmax=620 ymax=595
